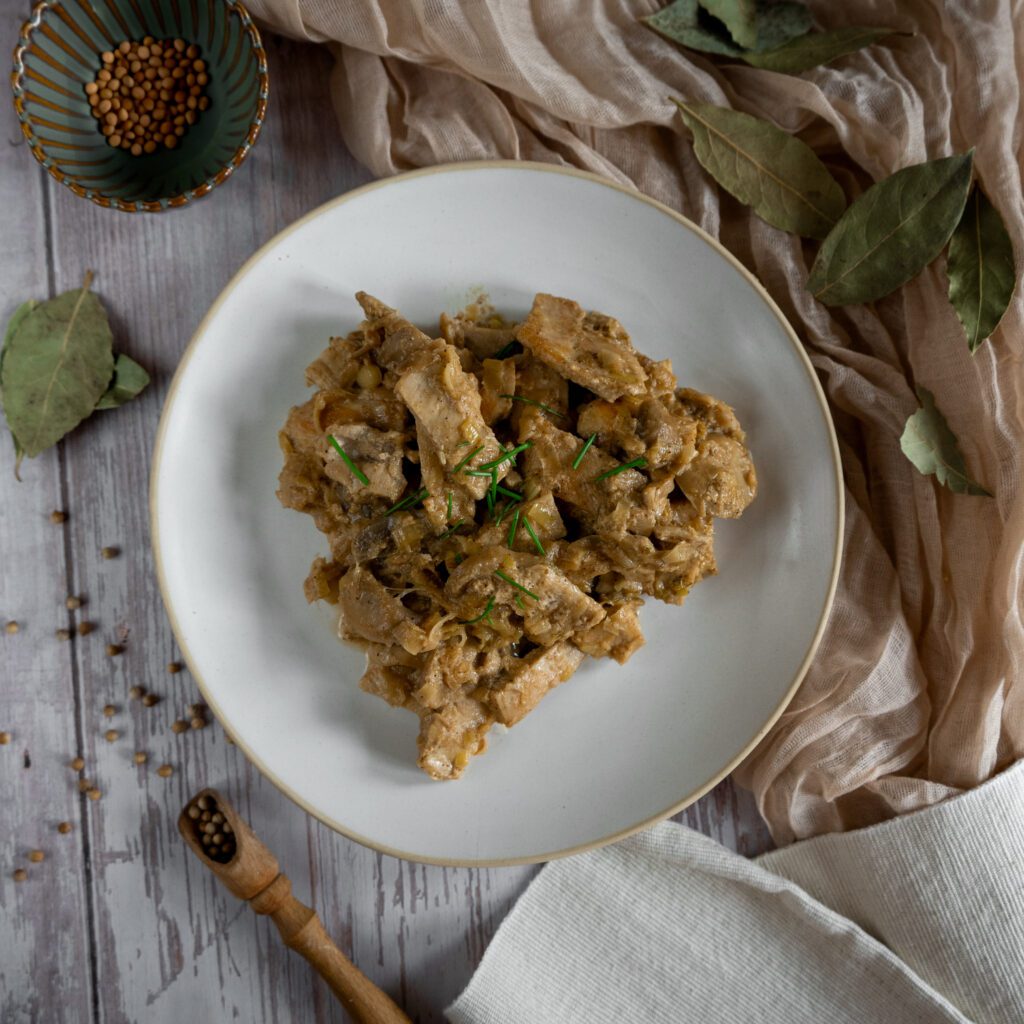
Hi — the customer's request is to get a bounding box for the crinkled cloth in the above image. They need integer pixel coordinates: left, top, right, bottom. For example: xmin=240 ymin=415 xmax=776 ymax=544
xmin=247 ymin=0 xmax=1024 ymax=844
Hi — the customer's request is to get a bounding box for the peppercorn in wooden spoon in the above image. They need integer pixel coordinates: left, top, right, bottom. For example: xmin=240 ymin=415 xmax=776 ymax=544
xmin=179 ymin=788 xmax=410 ymax=1023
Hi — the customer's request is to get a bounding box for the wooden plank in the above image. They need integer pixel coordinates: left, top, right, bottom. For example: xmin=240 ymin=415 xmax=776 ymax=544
xmin=1 ymin=16 xmax=774 ymax=1023
xmin=0 ymin=2 xmax=95 ymax=1014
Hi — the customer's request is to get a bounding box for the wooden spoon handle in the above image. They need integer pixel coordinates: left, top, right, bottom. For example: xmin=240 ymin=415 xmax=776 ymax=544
xmin=250 ymin=874 xmax=411 ymax=1024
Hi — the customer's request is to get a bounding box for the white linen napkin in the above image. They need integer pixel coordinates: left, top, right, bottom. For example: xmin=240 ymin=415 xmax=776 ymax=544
xmin=447 ymin=761 xmax=1024 ymax=1023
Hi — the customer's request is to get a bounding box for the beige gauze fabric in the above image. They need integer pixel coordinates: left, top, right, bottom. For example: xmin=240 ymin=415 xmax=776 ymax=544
xmin=246 ymin=0 xmax=1024 ymax=844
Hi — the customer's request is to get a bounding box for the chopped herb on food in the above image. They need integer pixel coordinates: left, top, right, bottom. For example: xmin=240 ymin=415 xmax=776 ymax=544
xmin=507 ymin=507 xmax=522 ymax=549
xmin=460 ymin=597 xmax=495 ymax=625
xmin=594 ymin=457 xmax=648 ymax=481
xmin=327 ymin=435 xmax=369 ymax=486
xmin=454 ymin=445 xmax=484 ymax=473
xmin=499 ymin=395 xmax=565 ymax=418
xmin=522 ymin=516 xmax=545 ymax=555
xmin=572 ymin=433 xmax=597 ymax=470
xmin=494 ymin=569 xmax=540 ymax=601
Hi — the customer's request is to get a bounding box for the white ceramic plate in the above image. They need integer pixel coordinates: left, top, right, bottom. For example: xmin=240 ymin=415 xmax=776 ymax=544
xmin=152 ymin=162 xmax=841 ymax=866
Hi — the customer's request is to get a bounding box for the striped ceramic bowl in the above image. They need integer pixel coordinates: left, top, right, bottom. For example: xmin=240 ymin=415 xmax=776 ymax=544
xmin=11 ymin=0 xmax=268 ymax=212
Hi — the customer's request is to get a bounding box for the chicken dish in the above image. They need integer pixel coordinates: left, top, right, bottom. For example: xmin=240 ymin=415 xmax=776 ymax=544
xmin=278 ymin=292 xmax=756 ymax=780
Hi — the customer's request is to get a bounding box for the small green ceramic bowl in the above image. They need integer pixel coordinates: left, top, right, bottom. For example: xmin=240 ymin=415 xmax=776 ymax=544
xmin=11 ymin=0 xmax=268 ymax=212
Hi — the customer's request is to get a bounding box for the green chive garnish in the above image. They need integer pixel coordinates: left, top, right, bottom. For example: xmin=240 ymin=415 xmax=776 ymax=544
xmin=496 ymin=485 xmax=523 ymax=502
xmin=439 ymin=519 xmax=464 ymax=540
xmin=493 ymin=341 xmax=519 ymax=359
xmin=457 ymin=440 xmax=473 ymax=447
xmin=522 ymin=516 xmax=545 ymax=555
xmin=572 ymin=434 xmax=596 ymax=471
xmin=495 ymin=501 xmax=516 ymax=526
xmin=494 ymin=569 xmax=539 ymax=601
xmin=384 ymin=488 xmax=430 ymax=516
xmin=478 ymin=441 xmax=532 ymax=472
xmin=453 ymin=445 xmax=484 ymax=473
xmin=446 ymin=492 xmax=453 ymax=520
xmin=515 ymin=593 xmax=525 ymax=610
xmin=499 ymin=395 xmax=565 ymax=418
xmin=594 ymin=457 xmax=647 ymax=482
xmin=461 ymin=597 xmax=495 ymax=625
xmin=465 ymin=469 xmax=495 ymax=478
xmin=489 ymin=469 xmax=499 ymax=507
xmin=327 ymin=435 xmax=369 ymax=486
xmin=507 ymin=507 xmax=521 ymax=549
xmin=454 ymin=552 xmax=465 ymax=565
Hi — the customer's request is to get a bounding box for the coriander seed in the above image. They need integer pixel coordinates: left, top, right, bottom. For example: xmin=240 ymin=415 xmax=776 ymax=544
xmin=56 ymin=629 xmax=71 ymax=641
xmin=190 ymin=717 xmax=206 ymax=730
xmin=133 ymin=751 xmax=148 ymax=765
xmin=77 ymin=778 xmax=92 ymax=793
xmin=86 ymin=787 xmax=102 ymax=801
xmin=171 ymin=720 xmax=188 ymax=734
xmin=101 ymin=546 xmax=120 ymax=559
xmin=106 ymin=643 xmax=123 ymax=657
xmin=77 ymin=622 xmax=94 ymax=637
xmin=142 ymin=693 xmax=160 ymax=708
xmin=0 ymin=732 xmax=10 ymax=746
xmin=50 ymin=510 xmax=68 ymax=524
xmin=66 ymin=596 xmax=83 ymax=610
xmin=167 ymin=661 xmax=182 ymax=674
xmin=57 ymin=822 xmax=73 ymax=835
xmin=129 ymin=686 xmax=145 ymax=700
xmin=27 ymin=850 xmax=44 ymax=864
xmin=70 ymin=757 xmax=85 ymax=772
xmin=103 ymin=704 xmax=117 ymax=718
xmin=13 ymin=868 xmax=27 ymax=882
xmin=104 ymin=729 xmax=119 ymax=743
xmin=5 ymin=621 xmax=20 ymax=635
xmin=156 ymin=764 xmax=173 ymax=778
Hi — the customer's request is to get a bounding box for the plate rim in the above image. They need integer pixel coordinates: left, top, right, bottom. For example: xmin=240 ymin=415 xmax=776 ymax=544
xmin=150 ymin=159 xmax=844 ymax=866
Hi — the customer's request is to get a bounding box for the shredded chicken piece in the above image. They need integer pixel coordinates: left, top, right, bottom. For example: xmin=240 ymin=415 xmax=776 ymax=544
xmin=278 ymin=293 xmax=756 ymax=779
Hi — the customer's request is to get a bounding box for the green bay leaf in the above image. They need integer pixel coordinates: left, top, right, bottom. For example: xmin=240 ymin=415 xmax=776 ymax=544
xmin=807 ymin=152 xmax=974 ymax=306
xmin=900 ymin=387 xmax=991 ymax=496
xmin=700 ymin=0 xmax=758 ymax=48
xmin=673 ymin=99 xmax=846 ymax=239
xmin=742 ymin=26 xmax=898 ymax=73
xmin=946 ymin=185 xmax=1016 ymax=353
xmin=645 ymin=0 xmax=743 ymax=56
xmin=0 ymin=275 xmax=115 ymax=458
xmin=95 ymin=353 xmax=150 ymax=409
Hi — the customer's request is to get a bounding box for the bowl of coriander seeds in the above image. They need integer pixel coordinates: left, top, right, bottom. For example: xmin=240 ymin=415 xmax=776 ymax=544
xmin=11 ymin=0 xmax=268 ymax=212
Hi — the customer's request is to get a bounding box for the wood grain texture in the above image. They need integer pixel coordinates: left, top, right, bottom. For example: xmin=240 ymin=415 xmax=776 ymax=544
xmin=0 ymin=10 xmax=773 ymax=1022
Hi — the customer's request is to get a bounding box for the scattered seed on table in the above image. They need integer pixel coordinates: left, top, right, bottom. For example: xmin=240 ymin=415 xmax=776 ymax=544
xmin=77 ymin=778 xmax=92 ymax=793
xmin=167 ymin=661 xmax=182 ymax=674
xmin=77 ymin=622 xmax=94 ymax=637
xmin=142 ymin=693 xmax=160 ymax=708
xmin=12 ymin=868 xmax=27 ymax=882
xmin=27 ymin=850 xmax=44 ymax=864
xmin=57 ymin=822 xmax=73 ymax=835
xmin=101 ymin=546 xmax=120 ymax=560
xmin=5 ymin=621 xmax=20 ymax=635
xmin=0 ymin=732 xmax=10 ymax=746
xmin=55 ymin=629 xmax=71 ymax=642
xmin=197 ymin=795 xmax=210 ymax=810
xmin=190 ymin=717 xmax=206 ymax=730
xmin=66 ymin=596 xmax=83 ymax=610
xmin=86 ymin=787 xmax=102 ymax=801
xmin=70 ymin=757 xmax=84 ymax=772
xmin=104 ymin=729 xmax=119 ymax=743
xmin=156 ymin=764 xmax=173 ymax=778
xmin=103 ymin=704 xmax=117 ymax=718
xmin=106 ymin=643 xmax=124 ymax=657
xmin=171 ymin=719 xmax=188 ymax=734
xmin=189 ymin=703 xmax=206 ymax=717
xmin=129 ymin=686 xmax=145 ymax=700
xmin=50 ymin=510 xmax=68 ymax=524
xmin=133 ymin=751 xmax=148 ymax=765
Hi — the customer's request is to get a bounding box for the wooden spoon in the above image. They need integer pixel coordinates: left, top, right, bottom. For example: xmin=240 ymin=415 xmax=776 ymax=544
xmin=178 ymin=787 xmax=410 ymax=1023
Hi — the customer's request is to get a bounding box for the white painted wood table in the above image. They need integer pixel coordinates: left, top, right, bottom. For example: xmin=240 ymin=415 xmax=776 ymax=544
xmin=0 ymin=14 xmax=772 ymax=1022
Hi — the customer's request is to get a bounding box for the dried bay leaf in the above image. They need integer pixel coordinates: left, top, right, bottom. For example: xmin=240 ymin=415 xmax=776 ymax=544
xmin=0 ymin=273 xmax=114 ymax=459
xmin=751 ymin=2 xmax=812 ymax=51
xmin=673 ymin=100 xmax=846 ymax=239
xmin=645 ymin=0 xmax=743 ymax=56
xmin=900 ymin=387 xmax=991 ymax=496
xmin=700 ymin=0 xmax=758 ymax=48
xmin=807 ymin=152 xmax=974 ymax=306
xmin=743 ymin=26 xmax=899 ymax=73
xmin=96 ymin=354 xmax=150 ymax=409
xmin=646 ymin=0 xmax=810 ymax=56
xmin=946 ymin=185 xmax=1016 ymax=353
xmin=1 ymin=300 xmax=38 ymax=473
